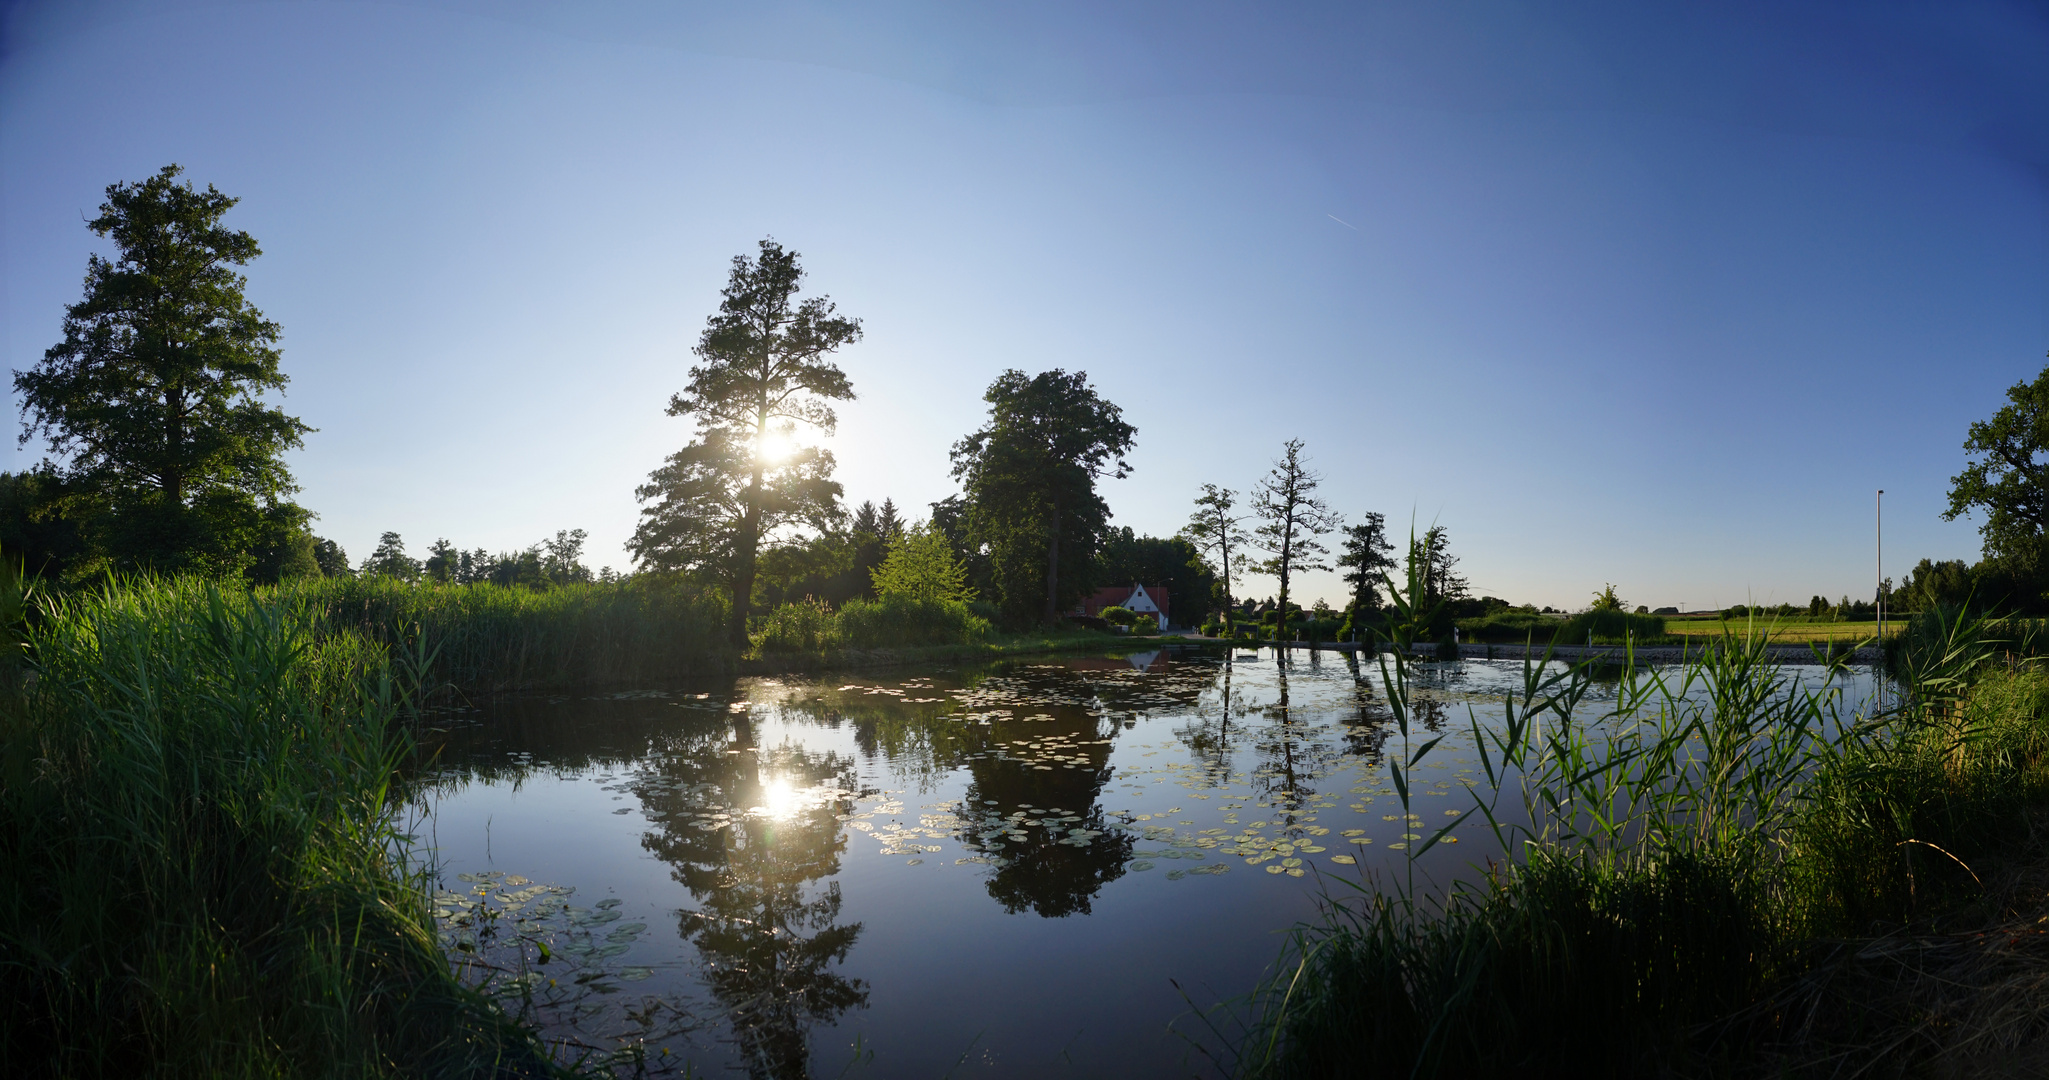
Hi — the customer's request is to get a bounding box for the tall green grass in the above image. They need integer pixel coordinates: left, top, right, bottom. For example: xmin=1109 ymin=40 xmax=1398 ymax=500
xmin=269 ymin=575 xmax=727 ymax=692
xmin=0 ymin=577 xmax=570 ymax=1077
xmin=1215 ymin=556 xmax=2038 ymax=1077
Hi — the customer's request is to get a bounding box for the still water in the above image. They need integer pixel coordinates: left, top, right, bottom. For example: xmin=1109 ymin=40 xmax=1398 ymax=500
xmin=409 ymin=646 xmax=1879 ymax=1078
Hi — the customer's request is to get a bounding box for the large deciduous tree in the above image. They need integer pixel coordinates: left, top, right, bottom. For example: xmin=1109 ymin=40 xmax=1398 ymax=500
xmin=630 ymin=239 xmax=859 ymax=647
xmin=1249 ymin=440 xmax=1339 ymax=638
xmin=1181 ymin=484 xmax=1247 ymax=634
xmin=1946 ymin=358 xmax=2049 ymax=573
xmin=14 ymin=165 xmax=312 ymax=578
xmin=950 ymin=369 xmax=1135 ymax=626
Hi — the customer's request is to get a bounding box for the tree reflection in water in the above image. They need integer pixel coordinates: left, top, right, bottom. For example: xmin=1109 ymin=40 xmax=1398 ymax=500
xmin=636 ymin=713 xmax=870 ymax=1080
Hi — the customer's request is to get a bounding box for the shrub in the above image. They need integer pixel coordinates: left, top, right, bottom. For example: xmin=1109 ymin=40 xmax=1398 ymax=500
xmin=837 ymin=594 xmax=991 ymax=647
xmin=1099 ymin=605 xmax=1136 ymax=627
xmin=869 ymin=523 xmax=976 ymax=603
xmin=757 ymin=597 xmax=837 ymax=653
xmin=1540 ymin=608 xmax=1667 ymax=645
xmin=1133 ymin=614 xmax=1159 ymax=634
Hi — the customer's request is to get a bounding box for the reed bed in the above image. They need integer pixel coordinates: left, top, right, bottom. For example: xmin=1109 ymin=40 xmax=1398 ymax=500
xmin=1209 ymin=568 xmax=2049 ymax=1077
xmin=0 ymin=576 xmax=573 ymax=1077
xmin=269 ymin=575 xmax=728 ymax=692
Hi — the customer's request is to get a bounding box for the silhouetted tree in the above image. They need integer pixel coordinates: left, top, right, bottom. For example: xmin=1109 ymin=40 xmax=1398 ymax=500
xmin=1249 ymin=440 xmax=1338 ymax=638
xmin=631 ymin=239 xmax=860 ymax=647
xmin=13 ymin=165 xmax=312 ymax=579
xmin=1335 ymin=512 xmax=1395 ymax=620
xmin=1182 ymin=484 xmax=1248 ymax=634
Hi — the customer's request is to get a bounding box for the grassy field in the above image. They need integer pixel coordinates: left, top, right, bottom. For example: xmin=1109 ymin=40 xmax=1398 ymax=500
xmin=1661 ymin=617 xmax=1903 ymax=642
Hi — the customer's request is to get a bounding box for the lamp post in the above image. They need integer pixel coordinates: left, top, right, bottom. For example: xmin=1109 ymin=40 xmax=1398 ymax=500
xmin=1877 ymin=489 xmax=1884 ymax=644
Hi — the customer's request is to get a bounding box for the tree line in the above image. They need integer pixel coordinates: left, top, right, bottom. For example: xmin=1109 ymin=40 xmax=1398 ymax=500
xmin=23 ymin=164 xmax=2047 ymax=632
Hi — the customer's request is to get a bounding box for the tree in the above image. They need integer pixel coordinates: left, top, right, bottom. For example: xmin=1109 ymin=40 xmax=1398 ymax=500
xmin=14 ymin=165 xmax=312 ymax=578
xmin=1093 ymin=527 xmax=1217 ymax=627
xmin=1412 ymin=526 xmax=1469 ymax=607
xmin=1249 ymin=440 xmax=1338 ymax=638
xmin=361 ymin=531 xmax=420 ymax=579
xmin=1181 ymin=484 xmax=1248 ymax=635
xmin=631 ymin=239 xmax=860 ymax=646
xmin=950 ymin=370 xmax=1135 ymax=626
xmin=540 ymin=528 xmax=592 ymax=585
xmin=870 ymin=523 xmax=976 ymax=603
xmin=311 ymin=537 xmax=350 ymax=578
xmin=1946 ymin=358 xmax=2049 ymax=565
xmin=1335 ymin=512 xmax=1396 ymax=620
xmin=424 ymin=538 xmax=458 ymax=582
xmin=1590 ymin=583 xmax=1626 ymax=611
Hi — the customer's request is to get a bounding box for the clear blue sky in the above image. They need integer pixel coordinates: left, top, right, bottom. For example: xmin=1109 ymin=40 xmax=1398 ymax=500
xmin=3 ymin=1 xmax=2045 ymax=610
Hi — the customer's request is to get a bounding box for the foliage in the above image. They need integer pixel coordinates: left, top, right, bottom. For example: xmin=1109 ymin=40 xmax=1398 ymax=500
xmin=0 ymin=579 xmax=567 ymax=1077
xmin=1092 ymin=526 xmax=1215 ymax=626
xmin=361 ymin=529 xmax=421 ymax=579
xmin=13 ymin=165 xmax=312 ymax=580
xmin=274 ymin=575 xmax=726 ymax=692
xmin=1589 ymin=582 xmax=1626 ymax=611
xmin=1335 ymin=512 xmax=1396 ymax=618
xmin=0 ymin=470 xmax=90 ymax=581
xmin=836 ymin=593 xmax=990 ymax=648
xmin=949 ymin=369 xmax=1135 ymax=627
xmin=1945 ymin=355 xmax=2049 ymax=570
xmin=1248 ymin=440 xmax=1339 ymax=637
xmin=1224 ymin=585 xmax=2049 ymax=1077
xmin=1554 ymin=608 xmax=1666 ymax=644
xmin=631 ymin=239 xmax=860 ymax=648
xmin=312 ymin=536 xmax=350 ymax=577
xmin=1098 ymin=604 xmax=1136 ymax=626
xmin=1181 ymin=483 xmax=1248 ymax=633
xmin=757 ymin=597 xmax=838 ymax=653
xmin=870 ymin=522 xmax=976 ymax=603
xmin=1132 ymin=613 xmax=1158 ymax=634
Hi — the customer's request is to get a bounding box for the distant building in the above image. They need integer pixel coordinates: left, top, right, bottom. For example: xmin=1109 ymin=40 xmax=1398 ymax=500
xmin=1073 ymin=584 xmax=1172 ymax=629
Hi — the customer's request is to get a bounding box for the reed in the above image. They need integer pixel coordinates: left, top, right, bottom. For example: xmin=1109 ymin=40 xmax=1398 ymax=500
xmin=0 ymin=576 xmax=572 ymax=1077
xmin=269 ymin=574 xmax=728 ymax=692
xmin=1215 ymin=572 xmax=2032 ymax=1077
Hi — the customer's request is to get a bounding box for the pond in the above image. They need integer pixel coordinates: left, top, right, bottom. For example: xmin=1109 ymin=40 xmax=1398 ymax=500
xmin=408 ymin=646 xmax=1882 ymax=1078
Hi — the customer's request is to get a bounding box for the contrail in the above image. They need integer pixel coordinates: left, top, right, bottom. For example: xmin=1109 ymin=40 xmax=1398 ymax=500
xmin=1327 ymin=214 xmax=1357 ymax=229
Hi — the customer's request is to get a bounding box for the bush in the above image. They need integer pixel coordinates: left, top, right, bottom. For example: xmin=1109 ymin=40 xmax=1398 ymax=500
xmin=757 ymin=597 xmax=837 ymax=653
xmin=1133 ymin=614 xmax=1158 ymax=634
xmin=1099 ymin=605 xmax=1136 ymax=627
xmin=1556 ymin=608 xmax=1665 ymax=644
xmin=837 ymin=594 xmax=991 ymax=647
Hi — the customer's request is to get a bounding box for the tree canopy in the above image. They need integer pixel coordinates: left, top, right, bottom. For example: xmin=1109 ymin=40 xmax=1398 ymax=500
xmin=1946 ymin=358 xmax=2049 ymax=568
xmin=1335 ymin=512 xmax=1395 ymax=619
xmin=950 ymin=369 xmax=1134 ymax=626
xmin=630 ymin=239 xmax=859 ymax=645
xmin=870 ymin=523 xmax=976 ymax=603
xmin=1094 ymin=527 xmax=1217 ymax=627
xmin=13 ymin=165 xmax=312 ymax=579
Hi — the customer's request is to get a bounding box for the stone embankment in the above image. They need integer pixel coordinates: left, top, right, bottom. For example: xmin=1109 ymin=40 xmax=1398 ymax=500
xmin=1202 ymin=637 xmax=1882 ymax=666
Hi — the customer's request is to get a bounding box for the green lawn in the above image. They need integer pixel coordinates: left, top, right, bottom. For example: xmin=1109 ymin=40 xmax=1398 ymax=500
xmin=1662 ymin=618 xmax=1901 ymax=642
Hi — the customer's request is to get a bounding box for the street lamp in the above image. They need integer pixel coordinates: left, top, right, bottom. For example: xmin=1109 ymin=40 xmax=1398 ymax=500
xmin=1877 ymin=489 xmax=1884 ymax=644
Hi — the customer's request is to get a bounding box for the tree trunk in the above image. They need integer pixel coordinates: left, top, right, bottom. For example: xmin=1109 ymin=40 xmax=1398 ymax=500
xmin=1276 ymin=516 xmax=1293 ymax=644
xmin=1043 ymin=502 xmax=1062 ymax=626
xmin=731 ymin=463 xmax=765 ymax=650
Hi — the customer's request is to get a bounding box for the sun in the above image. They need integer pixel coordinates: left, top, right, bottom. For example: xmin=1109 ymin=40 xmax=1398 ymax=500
xmin=756 ymin=429 xmax=797 ymax=465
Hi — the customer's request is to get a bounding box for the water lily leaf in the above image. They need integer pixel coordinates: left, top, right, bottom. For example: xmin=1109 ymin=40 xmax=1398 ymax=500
xmin=1129 ymin=861 xmax=1157 ymax=871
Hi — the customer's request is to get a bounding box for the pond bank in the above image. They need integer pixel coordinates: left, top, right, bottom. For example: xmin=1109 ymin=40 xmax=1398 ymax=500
xmin=1190 ymin=637 xmax=1881 ymax=665
xmin=736 ymin=629 xmax=1199 ymax=675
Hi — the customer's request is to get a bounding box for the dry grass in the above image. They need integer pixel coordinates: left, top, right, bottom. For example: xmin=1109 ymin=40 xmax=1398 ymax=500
xmin=1738 ymin=808 xmax=2049 ymax=1078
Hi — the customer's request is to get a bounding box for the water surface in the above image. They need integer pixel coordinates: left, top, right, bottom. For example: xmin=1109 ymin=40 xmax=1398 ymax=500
xmin=410 ymin=647 xmax=1878 ymax=1077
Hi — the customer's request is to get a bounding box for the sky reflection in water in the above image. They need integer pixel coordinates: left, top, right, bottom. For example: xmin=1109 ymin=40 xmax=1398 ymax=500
xmin=411 ymin=647 xmax=1880 ymax=1077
